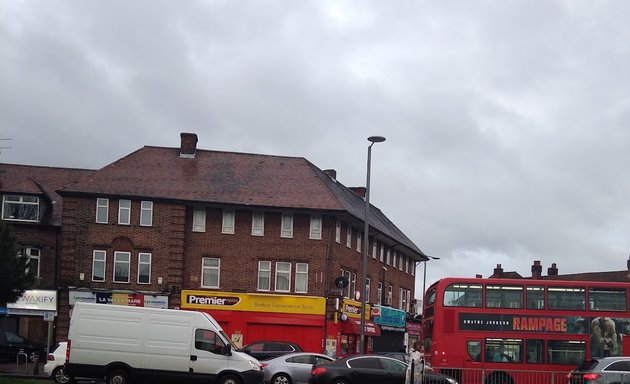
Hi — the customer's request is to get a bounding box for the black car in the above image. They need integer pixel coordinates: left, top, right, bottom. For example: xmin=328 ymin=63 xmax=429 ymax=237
xmin=241 ymin=340 xmax=304 ymax=361
xmin=309 ymin=355 xmax=458 ymax=384
xmin=0 ymin=330 xmax=44 ymax=362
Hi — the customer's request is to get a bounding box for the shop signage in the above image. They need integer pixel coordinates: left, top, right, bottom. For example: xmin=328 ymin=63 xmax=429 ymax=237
xmin=7 ymin=290 xmax=57 ymax=311
xmin=69 ymin=290 xmax=168 ymax=308
xmin=181 ymin=290 xmax=325 ymax=315
xmin=372 ymin=305 xmax=405 ymax=328
xmin=341 ymin=298 xmax=370 ymax=320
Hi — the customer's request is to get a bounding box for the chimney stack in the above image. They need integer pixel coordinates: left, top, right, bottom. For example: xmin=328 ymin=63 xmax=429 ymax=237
xmin=323 ymin=169 xmax=337 ymax=180
xmin=627 ymin=255 xmax=630 ymax=271
xmin=349 ymin=187 xmax=367 ymax=198
xmin=180 ymin=133 xmax=198 ymax=158
xmin=532 ymin=260 xmax=542 ymax=279
xmin=547 ymin=263 xmax=558 ymax=276
xmin=493 ymin=264 xmax=504 ymax=278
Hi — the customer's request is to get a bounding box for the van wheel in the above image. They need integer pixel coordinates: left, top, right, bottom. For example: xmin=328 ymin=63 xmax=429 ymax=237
xmin=219 ymin=373 xmax=242 ymax=384
xmin=107 ymin=369 xmax=129 ymax=384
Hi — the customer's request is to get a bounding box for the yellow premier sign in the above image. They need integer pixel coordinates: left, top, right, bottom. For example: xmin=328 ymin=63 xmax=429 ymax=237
xmin=181 ymin=290 xmax=325 ymax=315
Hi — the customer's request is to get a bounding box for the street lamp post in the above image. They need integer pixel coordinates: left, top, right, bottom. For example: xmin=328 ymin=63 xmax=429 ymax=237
xmin=421 ymin=255 xmax=441 ymax=305
xmin=360 ymin=135 xmax=386 ymax=354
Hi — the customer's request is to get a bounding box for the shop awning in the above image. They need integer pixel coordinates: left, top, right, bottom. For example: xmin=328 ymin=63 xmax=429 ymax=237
xmin=341 ymin=319 xmax=381 ymax=337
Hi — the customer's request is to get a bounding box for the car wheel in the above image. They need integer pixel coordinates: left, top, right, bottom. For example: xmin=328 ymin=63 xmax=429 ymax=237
xmin=107 ymin=369 xmax=129 ymax=384
xmin=331 ymin=379 xmax=349 ymax=384
xmin=52 ymin=366 xmax=74 ymax=384
xmin=272 ymin=373 xmax=292 ymax=384
xmin=218 ymin=373 xmax=242 ymax=384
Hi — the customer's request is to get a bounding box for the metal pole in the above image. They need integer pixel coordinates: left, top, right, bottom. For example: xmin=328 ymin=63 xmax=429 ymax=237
xmin=360 ymin=136 xmax=385 ymax=354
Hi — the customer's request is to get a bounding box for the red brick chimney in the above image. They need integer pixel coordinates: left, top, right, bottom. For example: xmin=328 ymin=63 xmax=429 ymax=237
xmin=349 ymin=187 xmax=366 ymax=198
xmin=492 ymin=264 xmax=504 ymax=278
xmin=180 ymin=133 xmax=198 ymax=158
xmin=532 ymin=260 xmax=542 ymax=279
xmin=547 ymin=263 xmax=558 ymax=276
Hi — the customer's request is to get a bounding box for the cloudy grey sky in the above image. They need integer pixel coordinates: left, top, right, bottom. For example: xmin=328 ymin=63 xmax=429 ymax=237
xmin=2 ymin=1 xmax=630 ymax=298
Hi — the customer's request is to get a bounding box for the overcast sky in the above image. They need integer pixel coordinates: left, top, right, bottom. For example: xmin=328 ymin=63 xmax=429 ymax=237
xmin=2 ymin=1 xmax=630 ymax=298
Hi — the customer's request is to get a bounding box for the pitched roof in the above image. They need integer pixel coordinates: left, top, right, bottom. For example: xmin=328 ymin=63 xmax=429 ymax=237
xmin=59 ymin=145 xmax=425 ymax=259
xmin=0 ymin=163 xmax=94 ymax=226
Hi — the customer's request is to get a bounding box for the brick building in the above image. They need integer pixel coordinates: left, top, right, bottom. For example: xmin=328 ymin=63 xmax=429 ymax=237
xmin=2 ymin=133 xmax=427 ymax=356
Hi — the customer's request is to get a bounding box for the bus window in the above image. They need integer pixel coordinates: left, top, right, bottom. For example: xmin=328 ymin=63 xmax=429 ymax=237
xmin=467 ymin=341 xmax=481 ymax=362
xmin=589 ymin=288 xmax=627 ymax=311
xmin=444 ymin=283 xmax=482 ymax=307
xmin=526 ymin=286 xmax=545 ymax=309
xmin=486 ymin=285 xmax=523 ymax=308
xmin=485 ymin=338 xmax=523 ymax=363
xmin=548 ymin=340 xmax=585 ymax=365
xmin=548 ymin=286 xmax=585 ymax=310
xmin=525 ymin=339 xmax=544 ymax=363
xmin=426 ymin=287 xmax=437 ymax=306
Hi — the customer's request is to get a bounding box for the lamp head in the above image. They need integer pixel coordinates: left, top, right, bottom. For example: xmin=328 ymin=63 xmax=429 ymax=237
xmin=367 ymin=136 xmax=386 ymax=143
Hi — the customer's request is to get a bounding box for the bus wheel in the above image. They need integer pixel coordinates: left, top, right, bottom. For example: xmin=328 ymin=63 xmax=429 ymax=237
xmin=106 ymin=369 xmax=129 ymax=384
xmin=486 ymin=372 xmax=513 ymax=384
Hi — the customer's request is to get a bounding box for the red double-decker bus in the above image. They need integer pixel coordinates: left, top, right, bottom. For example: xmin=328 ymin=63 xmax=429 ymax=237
xmin=422 ymin=277 xmax=630 ymax=384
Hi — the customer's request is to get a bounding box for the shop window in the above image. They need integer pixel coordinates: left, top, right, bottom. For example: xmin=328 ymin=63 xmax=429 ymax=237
xmin=2 ymin=195 xmax=39 ymax=222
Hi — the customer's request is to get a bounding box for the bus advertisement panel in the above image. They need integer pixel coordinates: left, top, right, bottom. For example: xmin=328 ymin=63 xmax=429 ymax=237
xmin=422 ymin=277 xmax=630 ymax=384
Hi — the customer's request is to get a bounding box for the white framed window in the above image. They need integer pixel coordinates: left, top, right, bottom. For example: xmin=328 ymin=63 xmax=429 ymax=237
xmin=275 ymin=262 xmax=291 ymax=292
xmin=403 ymin=255 xmax=408 ymax=273
xmin=281 ymin=213 xmax=293 ymax=238
xmin=374 ymin=241 xmax=379 ymax=261
xmin=342 ymin=269 xmax=352 ymax=298
xmin=113 ymin=251 xmax=130 ymax=283
xmin=399 ymin=288 xmax=406 ymax=310
xmin=95 ymin=198 xmax=109 ymax=224
xmin=335 ymin=220 xmax=341 ymax=243
xmin=140 ymin=201 xmax=153 ymax=226
xmin=295 ymin=263 xmax=308 ymax=293
xmin=365 ymin=277 xmax=371 ymax=303
xmin=389 ymin=250 xmax=395 ymax=269
xmin=351 ymin=272 xmax=357 ymax=300
xmin=252 ymin=212 xmax=264 ymax=236
xmin=222 ymin=209 xmax=235 ymax=234
xmin=138 ymin=253 xmax=151 ymax=284
xmin=411 ymin=260 xmax=415 ymax=276
xmin=384 ymin=246 xmax=388 ymax=265
xmin=346 ymin=227 xmax=352 ymax=248
xmin=356 ymin=232 xmax=362 ymax=252
xmin=257 ymin=261 xmax=271 ymax=291
xmin=20 ymin=247 xmax=40 ymax=278
xmin=92 ymin=250 xmax=106 ymax=282
xmin=309 ymin=215 xmax=322 ymax=239
xmin=387 ymin=285 xmax=393 ymax=305
xmin=192 ymin=208 xmax=206 ymax=232
xmin=201 ymin=257 xmax=220 ymax=288
xmin=399 ymin=252 xmax=404 ymax=270
xmin=406 ymin=289 xmax=411 ymax=312
xmin=377 ymin=283 xmax=383 ymax=305
xmin=2 ymin=195 xmax=39 ymax=222
xmin=118 ymin=199 xmax=131 ymax=225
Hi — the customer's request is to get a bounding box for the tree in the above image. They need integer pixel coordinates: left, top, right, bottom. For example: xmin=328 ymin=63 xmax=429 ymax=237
xmin=0 ymin=221 xmax=35 ymax=307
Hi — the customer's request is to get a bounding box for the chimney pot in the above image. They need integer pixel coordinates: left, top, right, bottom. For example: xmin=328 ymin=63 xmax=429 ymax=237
xmin=532 ymin=260 xmax=543 ymax=279
xmin=547 ymin=263 xmax=559 ymax=276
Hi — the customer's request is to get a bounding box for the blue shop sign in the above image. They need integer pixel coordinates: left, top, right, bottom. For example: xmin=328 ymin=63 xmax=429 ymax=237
xmin=373 ymin=306 xmax=406 ymax=328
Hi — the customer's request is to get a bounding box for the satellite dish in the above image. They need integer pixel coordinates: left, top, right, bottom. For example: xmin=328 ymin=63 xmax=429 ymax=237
xmin=334 ymin=276 xmax=349 ymax=289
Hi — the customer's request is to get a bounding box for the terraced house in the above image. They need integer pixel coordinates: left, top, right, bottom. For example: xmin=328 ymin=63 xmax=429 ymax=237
xmin=2 ymin=133 xmax=427 ymax=356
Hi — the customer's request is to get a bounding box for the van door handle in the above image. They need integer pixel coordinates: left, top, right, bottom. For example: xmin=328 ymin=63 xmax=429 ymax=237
xmin=190 ymin=355 xmax=197 ymax=361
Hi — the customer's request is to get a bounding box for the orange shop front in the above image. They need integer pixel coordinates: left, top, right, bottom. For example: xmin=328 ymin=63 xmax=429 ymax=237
xmin=181 ymin=290 xmax=326 ymax=353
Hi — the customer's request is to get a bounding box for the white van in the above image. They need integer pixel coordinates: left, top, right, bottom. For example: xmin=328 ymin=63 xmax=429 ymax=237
xmin=65 ymin=302 xmax=262 ymax=384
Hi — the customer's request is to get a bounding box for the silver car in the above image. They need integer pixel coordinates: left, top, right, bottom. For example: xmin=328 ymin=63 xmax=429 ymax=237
xmin=262 ymin=352 xmax=334 ymax=384
xmin=568 ymin=356 xmax=630 ymax=384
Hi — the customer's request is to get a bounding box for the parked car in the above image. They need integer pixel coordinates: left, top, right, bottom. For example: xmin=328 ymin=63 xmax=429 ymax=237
xmin=309 ymin=355 xmax=458 ymax=384
xmin=568 ymin=356 xmax=630 ymax=383
xmin=44 ymin=342 xmax=73 ymax=384
xmin=262 ymin=352 xmax=334 ymax=384
xmin=241 ymin=341 xmax=304 ymax=361
xmin=375 ymin=352 xmax=435 ymax=373
xmin=0 ymin=330 xmax=44 ymax=362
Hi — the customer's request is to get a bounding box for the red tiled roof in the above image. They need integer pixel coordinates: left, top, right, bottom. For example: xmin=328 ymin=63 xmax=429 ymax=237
xmin=60 ymin=147 xmax=344 ymax=210
xmin=0 ymin=164 xmax=94 ymax=226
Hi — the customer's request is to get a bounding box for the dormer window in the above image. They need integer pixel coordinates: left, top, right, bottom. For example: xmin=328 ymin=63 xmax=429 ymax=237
xmin=2 ymin=195 xmax=39 ymax=222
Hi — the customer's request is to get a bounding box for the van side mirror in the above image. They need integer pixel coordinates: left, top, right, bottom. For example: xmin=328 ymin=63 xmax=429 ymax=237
xmin=222 ymin=344 xmax=232 ymax=356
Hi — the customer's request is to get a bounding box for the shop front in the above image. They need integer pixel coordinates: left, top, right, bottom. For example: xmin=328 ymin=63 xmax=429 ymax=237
xmin=326 ymin=298 xmax=380 ymax=357
xmin=371 ymin=305 xmax=407 ymax=352
xmin=181 ymin=290 xmax=326 ymax=353
xmin=1 ymin=290 xmax=57 ymax=354
xmin=406 ymin=316 xmax=422 ymax=352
